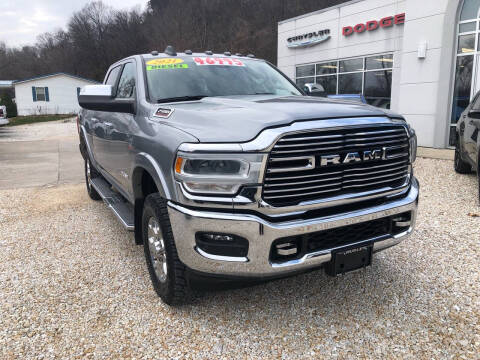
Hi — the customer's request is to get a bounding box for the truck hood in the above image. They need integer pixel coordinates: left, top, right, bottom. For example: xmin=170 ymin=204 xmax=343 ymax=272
xmin=154 ymin=95 xmax=401 ymax=143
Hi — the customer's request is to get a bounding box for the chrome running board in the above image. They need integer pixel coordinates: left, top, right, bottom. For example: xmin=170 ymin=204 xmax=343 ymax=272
xmin=90 ymin=177 xmax=135 ymax=231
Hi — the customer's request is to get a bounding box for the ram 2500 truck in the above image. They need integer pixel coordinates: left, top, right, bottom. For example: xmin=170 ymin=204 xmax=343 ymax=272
xmin=78 ymin=47 xmax=419 ymax=305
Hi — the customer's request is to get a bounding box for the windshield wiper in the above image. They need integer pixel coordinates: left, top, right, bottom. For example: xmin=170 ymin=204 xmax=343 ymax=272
xmin=156 ymin=95 xmax=209 ymax=104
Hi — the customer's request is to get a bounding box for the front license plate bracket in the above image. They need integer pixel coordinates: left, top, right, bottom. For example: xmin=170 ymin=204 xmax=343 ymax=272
xmin=324 ymin=245 xmax=372 ymax=277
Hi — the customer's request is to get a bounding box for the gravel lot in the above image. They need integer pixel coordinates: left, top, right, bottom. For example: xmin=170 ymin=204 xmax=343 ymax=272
xmin=0 ymin=118 xmax=76 ymax=142
xmin=0 ymin=158 xmax=479 ymax=359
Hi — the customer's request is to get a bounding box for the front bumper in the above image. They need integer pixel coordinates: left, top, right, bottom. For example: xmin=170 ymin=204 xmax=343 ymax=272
xmin=168 ymin=177 xmax=419 ymax=278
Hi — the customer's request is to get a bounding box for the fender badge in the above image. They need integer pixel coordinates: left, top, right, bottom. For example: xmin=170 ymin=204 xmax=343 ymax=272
xmin=154 ymin=108 xmax=174 ymax=118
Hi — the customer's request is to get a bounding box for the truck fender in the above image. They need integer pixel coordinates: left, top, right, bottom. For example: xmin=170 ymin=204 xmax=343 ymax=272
xmin=132 ymin=152 xmax=172 ymax=201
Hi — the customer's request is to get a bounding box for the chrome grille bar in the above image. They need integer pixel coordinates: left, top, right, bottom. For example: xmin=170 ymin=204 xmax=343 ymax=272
xmin=263 ymin=125 xmax=410 ymax=206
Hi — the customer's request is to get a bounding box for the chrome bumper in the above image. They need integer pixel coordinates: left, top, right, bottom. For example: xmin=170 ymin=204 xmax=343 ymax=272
xmin=168 ymin=177 xmax=419 ymax=277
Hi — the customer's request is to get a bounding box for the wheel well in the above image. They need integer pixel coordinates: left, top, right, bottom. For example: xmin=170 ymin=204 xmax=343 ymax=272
xmin=132 ymin=168 xmax=159 ymax=200
xmin=133 ymin=168 xmax=160 ymax=245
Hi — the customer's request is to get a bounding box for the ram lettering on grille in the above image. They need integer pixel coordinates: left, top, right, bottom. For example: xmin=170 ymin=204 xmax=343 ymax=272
xmin=263 ymin=126 xmax=410 ymax=206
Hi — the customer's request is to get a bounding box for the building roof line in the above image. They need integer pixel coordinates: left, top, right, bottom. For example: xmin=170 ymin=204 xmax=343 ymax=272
xmin=278 ymin=0 xmax=365 ymax=25
xmin=13 ymin=72 xmax=99 ymax=85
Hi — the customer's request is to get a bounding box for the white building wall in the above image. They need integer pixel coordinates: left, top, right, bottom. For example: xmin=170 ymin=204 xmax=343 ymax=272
xmin=278 ymin=0 xmax=460 ymax=148
xmin=14 ymin=75 xmax=96 ymax=116
xmin=397 ymin=0 xmax=458 ymax=148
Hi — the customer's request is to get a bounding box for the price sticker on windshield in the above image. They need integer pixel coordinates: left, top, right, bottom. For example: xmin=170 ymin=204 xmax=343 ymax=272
xmin=193 ymin=57 xmax=245 ymax=66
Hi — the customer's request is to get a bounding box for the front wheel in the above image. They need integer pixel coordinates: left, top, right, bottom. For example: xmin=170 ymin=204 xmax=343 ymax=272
xmin=142 ymin=193 xmax=188 ymax=305
xmin=454 ymin=141 xmax=472 ymax=174
xmin=85 ymin=157 xmax=101 ymax=200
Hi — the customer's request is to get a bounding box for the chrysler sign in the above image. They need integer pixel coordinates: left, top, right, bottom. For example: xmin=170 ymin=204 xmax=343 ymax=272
xmin=287 ymin=29 xmax=331 ymax=48
xmin=343 ymin=13 xmax=405 ymax=36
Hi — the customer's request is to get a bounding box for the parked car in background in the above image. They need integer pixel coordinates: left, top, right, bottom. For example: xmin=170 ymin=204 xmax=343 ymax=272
xmin=0 ymin=105 xmax=8 ymax=126
xmin=327 ymin=94 xmax=368 ymax=104
xmin=78 ymin=47 xmax=419 ymax=305
xmin=455 ymin=91 xmax=480 ymax=200
xmin=302 ymin=84 xmax=376 ymax=107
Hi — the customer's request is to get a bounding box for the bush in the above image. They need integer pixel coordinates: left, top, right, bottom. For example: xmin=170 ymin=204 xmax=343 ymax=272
xmin=0 ymin=91 xmax=17 ymax=117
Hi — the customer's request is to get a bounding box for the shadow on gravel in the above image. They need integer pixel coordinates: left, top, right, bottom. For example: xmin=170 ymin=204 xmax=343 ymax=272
xmin=185 ymin=254 xmax=410 ymax=313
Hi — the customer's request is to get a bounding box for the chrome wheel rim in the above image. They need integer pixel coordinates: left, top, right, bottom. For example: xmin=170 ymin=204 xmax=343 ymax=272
xmin=147 ymin=217 xmax=167 ymax=283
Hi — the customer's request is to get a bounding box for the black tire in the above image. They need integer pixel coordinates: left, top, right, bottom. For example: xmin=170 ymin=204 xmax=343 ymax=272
xmin=454 ymin=141 xmax=472 ymax=174
xmin=142 ymin=193 xmax=188 ymax=305
xmin=84 ymin=157 xmax=102 ymax=201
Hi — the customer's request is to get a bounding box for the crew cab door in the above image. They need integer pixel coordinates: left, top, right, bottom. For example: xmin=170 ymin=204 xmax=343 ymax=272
xmin=464 ymin=92 xmax=480 ymax=163
xmin=102 ymin=61 xmax=137 ymax=189
xmin=91 ymin=65 xmax=122 ymax=172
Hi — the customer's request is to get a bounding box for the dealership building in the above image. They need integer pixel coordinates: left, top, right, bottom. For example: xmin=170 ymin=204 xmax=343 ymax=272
xmin=277 ymin=0 xmax=479 ymax=148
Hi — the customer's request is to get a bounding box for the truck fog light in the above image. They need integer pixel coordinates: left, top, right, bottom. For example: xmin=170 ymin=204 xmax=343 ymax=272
xmin=392 ymin=212 xmax=412 ymax=234
xmin=270 ymin=238 xmax=301 ymax=261
xmin=196 ymin=233 xmax=249 ymax=257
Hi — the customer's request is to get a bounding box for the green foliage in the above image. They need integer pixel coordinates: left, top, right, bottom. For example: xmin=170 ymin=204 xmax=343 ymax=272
xmin=6 ymin=114 xmax=73 ymax=126
xmin=0 ymin=91 xmax=17 ymax=117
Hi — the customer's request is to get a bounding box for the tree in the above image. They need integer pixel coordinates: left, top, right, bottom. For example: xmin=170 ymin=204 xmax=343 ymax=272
xmin=0 ymin=0 xmax=348 ymax=82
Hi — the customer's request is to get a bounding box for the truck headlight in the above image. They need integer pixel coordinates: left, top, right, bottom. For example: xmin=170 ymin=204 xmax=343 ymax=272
xmin=174 ymin=152 xmax=264 ymax=195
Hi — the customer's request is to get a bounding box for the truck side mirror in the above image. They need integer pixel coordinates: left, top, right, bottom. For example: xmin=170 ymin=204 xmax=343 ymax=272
xmin=78 ymin=85 xmax=136 ymax=114
xmin=303 ymin=83 xmax=326 ymax=97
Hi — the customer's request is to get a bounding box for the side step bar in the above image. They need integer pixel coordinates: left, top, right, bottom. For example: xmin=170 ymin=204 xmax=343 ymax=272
xmin=90 ymin=177 xmax=135 ymax=231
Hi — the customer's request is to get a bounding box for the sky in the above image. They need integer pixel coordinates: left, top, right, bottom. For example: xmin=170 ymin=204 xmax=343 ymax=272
xmin=0 ymin=0 xmax=149 ymax=47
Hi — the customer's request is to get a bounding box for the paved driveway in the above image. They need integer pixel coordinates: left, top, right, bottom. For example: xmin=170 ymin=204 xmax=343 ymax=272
xmin=0 ymin=119 xmax=83 ymax=189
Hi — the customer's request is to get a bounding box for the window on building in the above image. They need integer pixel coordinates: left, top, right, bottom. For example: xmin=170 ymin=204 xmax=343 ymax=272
xmin=36 ymin=87 xmax=46 ymax=101
xmin=296 ymin=64 xmax=315 ymax=78
xmin=339 ymin=58 xmax=363 ymax=73
xmin=458 ymin=34 xmax=476 ymax=53
xmin=296 ymin=77 xmax=315 ymax=88
xmin=316 ymin=75 xmax=337 ymax=95
xmin=295 ymin=53 xmax=394 ymax=109
xmin=338 ymin=73 xmax=362 ymax=94
xmin=460 ymin=0 xmax=480 ymax=21
xmin=32 ymin=87 xmax=49 ymax=102
xmin=364 ymin=70 xmax=392 ymax=109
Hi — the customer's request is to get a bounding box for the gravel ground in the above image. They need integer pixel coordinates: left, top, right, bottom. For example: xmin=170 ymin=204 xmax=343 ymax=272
xmin=0 ymin=118 xmax=76 ymax=142
xmin=0 ymin=158 xmax=479 ymax=359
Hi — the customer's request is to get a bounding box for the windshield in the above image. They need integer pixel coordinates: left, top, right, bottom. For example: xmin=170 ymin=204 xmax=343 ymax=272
xmin=144 ymin=56 xmax=302 ymax=102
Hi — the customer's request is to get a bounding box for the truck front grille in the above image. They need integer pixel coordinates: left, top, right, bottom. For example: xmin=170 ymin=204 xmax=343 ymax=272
xmin=262 ymin=125 xmax=410 ymax=206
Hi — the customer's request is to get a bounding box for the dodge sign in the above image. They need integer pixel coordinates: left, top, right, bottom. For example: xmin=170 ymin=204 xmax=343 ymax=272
xmin=343 ymin=13 xmax=405 ymax=36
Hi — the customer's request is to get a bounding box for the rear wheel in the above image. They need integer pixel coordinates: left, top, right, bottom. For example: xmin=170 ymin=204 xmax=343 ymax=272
xmin=142 ymin=193 xmax=188 ymax=305
xmin=454 ymin=140 xmax=472 ymax=174
xmin=85 ymin=157 xmax=101 ymax=200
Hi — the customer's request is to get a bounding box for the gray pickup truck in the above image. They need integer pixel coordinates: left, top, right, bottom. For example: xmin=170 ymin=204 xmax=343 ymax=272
xmin=78 ymin=47 xmax=419 ymax=305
